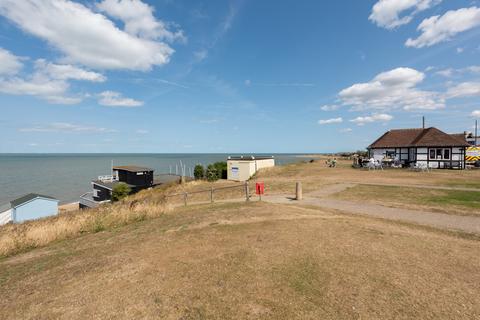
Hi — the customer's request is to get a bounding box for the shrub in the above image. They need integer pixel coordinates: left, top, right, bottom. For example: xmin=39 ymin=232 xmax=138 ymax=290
xmin=111 ymin=183 xmax=131 ymax=202
xmin=194 ymin=164 xmax=205 ymax=180
xmin=206 ymin=164 xmax=218 ymax=182
xmin=213 ymin=161 xmax=228 ymax=179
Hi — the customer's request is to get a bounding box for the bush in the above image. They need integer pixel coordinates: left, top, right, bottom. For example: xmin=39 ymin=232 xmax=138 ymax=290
xmin=194 ymin=164 xmax=205 ymax=180
xmin=206 ymin=164 xmax=219 ymax=182
xmin=213 ymin=161 xmax=227 ymax=179
xmin=111 ymin=183 xmax=131 ymax=202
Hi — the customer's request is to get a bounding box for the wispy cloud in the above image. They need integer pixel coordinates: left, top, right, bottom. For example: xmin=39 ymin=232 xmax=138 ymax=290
xmin=318 ymin=117 xmax=343 ymax=125
xmin=98 ymin=91 xmax=144 ymax=107
xmin=19 ymin=122 xmax=117 ymax=133
xmin=349 ymin=113 xmax=393 ymax=126
xmin=320 ymin=104 xmax=340 ymax=111
xmin=245 ymin=80 xmax=315 ymax=87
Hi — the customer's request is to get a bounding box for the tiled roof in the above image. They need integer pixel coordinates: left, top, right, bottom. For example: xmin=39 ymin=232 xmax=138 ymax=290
xmin=369 ymin=127 xmax=470 ymax=148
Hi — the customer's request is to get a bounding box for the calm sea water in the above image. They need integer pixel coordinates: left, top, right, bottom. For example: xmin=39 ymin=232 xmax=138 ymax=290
xmin=0 ymin=154 xmax=305 ymax=204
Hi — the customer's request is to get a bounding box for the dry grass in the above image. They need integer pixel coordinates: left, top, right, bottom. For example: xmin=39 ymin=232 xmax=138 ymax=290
xmin=0 ymin=202 xmax=478 ymax=319
xmin=255 ymin=159 xmax=480 ymax=195
xmin=334 ymin=185 xmax=480 ymax=216
xmin=0 ymin=179 xmax=253 ymax=258
xmin=0 ymin=187 xmax=170 ymax=257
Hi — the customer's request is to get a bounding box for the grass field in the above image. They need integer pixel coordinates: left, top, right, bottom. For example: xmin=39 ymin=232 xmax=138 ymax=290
xmin=1 ymin=202 xmax=479 ymax=319
xmin=335 ymin=185 xmax=480 ymax=216
xmin=1 ymin=159 xmax=480 ymax=319
xmin=255 ymin=158 xmax=480 ymax=194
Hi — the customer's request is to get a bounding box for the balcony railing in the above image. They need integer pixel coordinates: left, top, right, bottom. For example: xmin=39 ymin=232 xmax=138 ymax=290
xmin=98 ymin=174 xmax=117 ymax=182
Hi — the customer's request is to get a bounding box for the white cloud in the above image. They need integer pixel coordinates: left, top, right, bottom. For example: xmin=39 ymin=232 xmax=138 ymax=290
xmin=339 ymin=128 xmax=353 ymax=133
xmin=318 ymin=117 xmax=343 ymax=125
xmin=339 ymin=67 xmax=444 ymax=110
xmin=34 ymin=59 xmax=106 ymax=82
xmin=98 ymin=91 xmax=143 ymax=107
xmin=457 ymin=47 xmax=464 ymax=53
xmin=472 ymin=110 xmax=480 ymax=118
xmin=446 ymin=82 xmax=480 ymax=98
xmin=435 ymin=68 xmax=453 ymax=77
xmin=136 ymin=129 xmax=148 ymax=134
xmin=0 ymin=53 xmax=104 ymax=104
xmin=0 ymin=0 xmax=178 ymax=71
xmin=320 ymin=104 xmax=340 ymax=111
xmin=369 ymin=0 xmax=441 ymax=29
xmin=466 ymin=66 xmax=480 ymax=73
xmin=20 ymin=122 xmax=116 ymax=133
xmin=406 ymin=7 xmax=480 ymax=48
xmin=96 ymin=0 xmax=185 ymax=42
xmin=350 ymin=113 xmax=393 ymax=126
xmin=0 ymin=47 xmax=23 ymax=75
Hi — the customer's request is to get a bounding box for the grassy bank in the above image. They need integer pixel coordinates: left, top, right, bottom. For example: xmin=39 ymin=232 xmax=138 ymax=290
xmin=1 ymin=202 xmax=479 ymax=319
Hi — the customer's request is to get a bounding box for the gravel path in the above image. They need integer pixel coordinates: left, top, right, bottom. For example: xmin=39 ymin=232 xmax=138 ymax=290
xmin=261 ymin=183 xmax=480 ymax=234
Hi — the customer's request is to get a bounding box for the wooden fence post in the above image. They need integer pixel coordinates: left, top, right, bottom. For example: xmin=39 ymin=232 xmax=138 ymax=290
xmin=245 ymin=181 xmax=250 ymax=201
xmin=210 ymin=187 xmax=214 ymax=203
xmin=184 ymin=192 xmax=188 ymax=206
xmin=296 ymin=182 xmax=302 ymax=201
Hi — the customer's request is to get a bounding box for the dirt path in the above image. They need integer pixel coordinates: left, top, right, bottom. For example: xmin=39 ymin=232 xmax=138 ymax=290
xmin=259 ymin=183 xmax=480 ymax=234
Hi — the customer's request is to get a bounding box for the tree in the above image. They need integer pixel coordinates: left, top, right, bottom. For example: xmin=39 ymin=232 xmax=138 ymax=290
xmin=206 ymin=164 xmax=218 ymax=182
xmin=194 ymin=164 xmax=205 ymax=180
xmin=111 ymin=182 xmax=131 ymax=202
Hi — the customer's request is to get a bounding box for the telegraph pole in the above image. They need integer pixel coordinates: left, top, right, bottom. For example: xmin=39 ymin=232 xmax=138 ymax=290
xmin=475 ymin=119 xmax=478 ymax=146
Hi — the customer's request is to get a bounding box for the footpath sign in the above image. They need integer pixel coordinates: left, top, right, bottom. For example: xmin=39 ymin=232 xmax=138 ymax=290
xmin=466 ymin=146 xmax=480 ymax=162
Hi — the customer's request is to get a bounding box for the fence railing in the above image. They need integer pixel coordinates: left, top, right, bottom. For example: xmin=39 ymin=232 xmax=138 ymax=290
xmin=164 ymin=181 xmax=251 ymax=206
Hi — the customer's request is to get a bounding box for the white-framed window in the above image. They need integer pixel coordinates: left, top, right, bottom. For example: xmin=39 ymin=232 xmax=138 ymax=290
xmin=429 ymin=148 xmax=450 ymax=160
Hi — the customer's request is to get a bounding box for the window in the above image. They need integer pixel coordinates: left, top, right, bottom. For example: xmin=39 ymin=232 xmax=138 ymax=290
xmin=444 ymin=149 xmax=450 ymax=159
xmin=386 ymin=151 xmax=395 ymax=159
xmin=429 ymin=148 xmax=451 ymax=160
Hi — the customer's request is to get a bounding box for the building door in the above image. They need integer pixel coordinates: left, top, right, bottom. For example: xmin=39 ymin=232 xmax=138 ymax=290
xmin=408 ymin=148 xmax=416 ymax=163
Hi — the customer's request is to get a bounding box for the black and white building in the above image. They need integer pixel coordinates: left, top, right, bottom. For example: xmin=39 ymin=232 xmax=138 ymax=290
xmin=368 ymin=127 xmax=470 ymax=169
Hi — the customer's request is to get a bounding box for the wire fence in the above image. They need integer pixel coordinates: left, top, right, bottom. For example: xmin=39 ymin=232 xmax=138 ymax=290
xmin=164 ymin=182 xmax=251 ymax=206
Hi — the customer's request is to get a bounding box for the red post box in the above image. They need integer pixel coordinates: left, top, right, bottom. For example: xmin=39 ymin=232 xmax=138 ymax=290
xmin=256 ymin=182 xmax=265 ymax=195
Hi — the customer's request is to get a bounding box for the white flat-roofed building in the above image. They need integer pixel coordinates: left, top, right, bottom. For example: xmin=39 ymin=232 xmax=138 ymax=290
xmin=227 ymin=156 xmax=275 ymax=181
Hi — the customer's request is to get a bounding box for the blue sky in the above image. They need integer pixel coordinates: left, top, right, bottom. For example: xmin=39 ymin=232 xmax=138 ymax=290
xmin=0 ymin=0 xmax=480 ymax=153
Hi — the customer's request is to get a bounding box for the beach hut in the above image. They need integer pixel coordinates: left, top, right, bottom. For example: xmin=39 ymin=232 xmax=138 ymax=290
xmin=227 ymin=156 xmax=275 ymax=181
xmin=367 ymin=127 xmax=470 ymax=169
xmin=0 ymin=193 xmax=59 ymax=225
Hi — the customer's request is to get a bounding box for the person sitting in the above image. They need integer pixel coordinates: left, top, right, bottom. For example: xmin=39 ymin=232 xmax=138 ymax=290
xmin=331 ymin=158 xmax=337 ymax=168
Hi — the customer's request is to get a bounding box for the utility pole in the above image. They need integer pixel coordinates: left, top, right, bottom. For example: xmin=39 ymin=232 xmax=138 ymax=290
xmin=422 ymin=116 xmax=425 ymax=129
xmin=475 ymin=119 xmax=478 ymax=146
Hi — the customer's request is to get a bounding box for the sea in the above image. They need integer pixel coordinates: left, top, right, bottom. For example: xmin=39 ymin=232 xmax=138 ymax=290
xmin=0 ymin=154 xmax=306 ymax=205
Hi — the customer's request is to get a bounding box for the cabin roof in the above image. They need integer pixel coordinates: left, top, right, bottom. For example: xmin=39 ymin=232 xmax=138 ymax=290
xmin=227 ymin=156 xmax=274 ymax=161
xmin=113 ymin=165 xmax=154 ymax=173
xmin=369 ymin=127 xmax=470 ymax=149
xmin=8 ymin=193 xmax=58 ymax=209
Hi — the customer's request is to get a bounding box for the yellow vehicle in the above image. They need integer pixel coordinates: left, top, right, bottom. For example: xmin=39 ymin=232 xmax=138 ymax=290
xmin=465 ymin=146 xmax=480 ymax=163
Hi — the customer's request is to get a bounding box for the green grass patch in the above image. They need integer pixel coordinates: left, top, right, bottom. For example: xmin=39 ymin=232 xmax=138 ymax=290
xmin=337 ymin=185 xmax=480 ymax=215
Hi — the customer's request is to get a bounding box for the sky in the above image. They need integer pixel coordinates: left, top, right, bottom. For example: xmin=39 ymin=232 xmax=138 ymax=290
xmin=0 ymin=0 xmax=480 ymax=153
